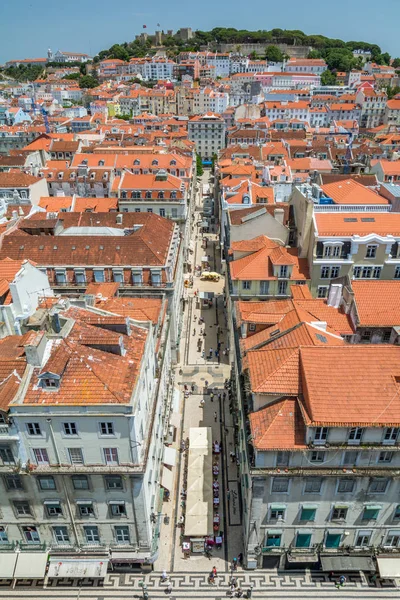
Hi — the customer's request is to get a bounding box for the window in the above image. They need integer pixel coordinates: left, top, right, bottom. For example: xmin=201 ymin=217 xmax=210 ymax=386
xmin=45 ymin=501 xmax=63 ymax=516
xmin=33 ymin=448 xmax=49 ymax=464
xmin=325 ymin=532 xmax=342 ymax=548
xmin=393 ymin=505 xmax=400 ymax=521
xmin=278 ymin=281 xmax=287 ymax=295
xmin=317 ymin=286 xmax=328 ymax=298
xmin=321 ymin=266 xmax=330 ymax=279
xmin=353 ymin=266 xmax=362 ymax=279
xmin=26 ymin=422 xmax=41 ymax=436
xmin=242 ymin=281 xmax=251 ymax=290
xmin=279 ymin=266 xmax=288 ymax=278
xmin=296 ymin=532 xmax=312 ymax=548
xmin=355 ymin=531 xmax=371 ymax=547
xmin=265 ymin=532 xmax=281 ymax=547
xmin=379 ymin=451 xmax=393 ymax=463
xmin=55 ymin=270 xmax=66 ymax=284
xmin=0 ymin=526 xmax=8 ymax=543
xmin=300 ymin=506 xmax=316 ymax=521
xmin=104 ymin=448 xmax=119 ymax=465
xmin=4 ymin=474 xmax=23 ymax=490
xmin=93 ymin=269 xmax=105 ymax=283
xmin=68 ymin=448 xmax=84 ymax=465
xmin=105 ymin=475 xmax=123 ymax=490
xmin=304 ymin=478 xmax=322 ymax=493
xmin=383 ymin=331 xmax=391 ymax=343
xmin=147 ymin=208 xmax=153 ymax=213
xmin=77 ymin=501 xmax=94 ymax=517
xmin=395 ymin=266 xmax=400 ymax=279
xmin=271 ymin=478 xmax=289 ymax=493
xmin=368 ymin=478 xmax=389 ymax=494
xmin=348 ymin=427 xmax=363 ymax=444
xmin=276 ymin=451 xmax=290 ymax=467
xmin=72 ymin=475 xmax=89 ymax=490
xmin=38 ymin=475 xmax=56 ymax=490
xmin=310 ymin=451 xmax=325 ymax=463
xmin=337 ymin=478 xmax=355 ymax=493
xmin=361 ymin=330 xmax=371 ymax=342
xmin=342 ymin=451 xmax=358 ymax=465
xmin=385 ymin=531 xmax=400 ymax=548
xmin=362 ymin=266 xmax=372 ymax=278
xmin=248 ymin=323 xmax=256 ymax=332
xmin=362 ymin=505 xmax=381 ymax=520
xmin=132 ymin=271 xmax=142 ymax=285
xmin=373 ymin=266 xmax=381 ymax=279
xmin=63 ymin=422 xmax=77 ymax=436
xmin=332 ymin=506 xmax=348 ymax=520
xmin=383 ymin=427 xmax=398 ymax=445
xmin=42 ymin=377 xmax=58 ymax=389
xmin=0 ymin=446 xmax=15 ymax=465
xmin=115 ymin=525 xmax=130 ymax=543
xmin=269 ymin=505 xmax=286 ymax=520
xmin=83 ymin=525 xmax=99 ymax=543
xmin=366 ymin=245 xmax=377 ymax=258
xmin=14 ymin=501 xmax=32 ymax=516
xmin=314 ymin=427 xmax=328 ymax=444
xmin=330 ymin=266 xmax=340 ymax=279
xmin=260 ymin=281 xmax=269 ymax=295
xmin=99 ymin=422 xmax=114 ymax=436
xmin=159 ymin=208 xmax=165 ymax=217
xmin=53 ymin=526 xmax=70 ymax=543
xmin=22 ymin=526 xmax=40 ymax=543
xmin=75 ymin=270 xmax=86 ymax=284
xmin=110 ymin=501 xmax=126 ymax=516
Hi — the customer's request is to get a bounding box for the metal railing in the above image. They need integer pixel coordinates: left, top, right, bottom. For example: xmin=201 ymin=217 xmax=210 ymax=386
xmin=314 ymin=204 xmax=392 ymax=212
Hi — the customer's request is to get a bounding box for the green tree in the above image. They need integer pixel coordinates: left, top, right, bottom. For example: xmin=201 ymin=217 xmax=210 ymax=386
xmin=321 ymin=70 xmax=337 ymax=85
xmin=79 ymin=75 xmax=98 ymax=89
xmin=265 ymin=45 xmax=284 ymax=62
xmin=308 ymin=49 xmax=321 ymax=59
xmin=196 ymin=154 xmax=204 ymax=177
xmin=383 ymin=85 xmax=400 ymax=100
xmin=64 ymin=73 xmax=81 ymax=80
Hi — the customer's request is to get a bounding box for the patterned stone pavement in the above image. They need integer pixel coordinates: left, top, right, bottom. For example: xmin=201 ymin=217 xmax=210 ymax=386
xmin=0 ymin=571 xmax=398 ymax=598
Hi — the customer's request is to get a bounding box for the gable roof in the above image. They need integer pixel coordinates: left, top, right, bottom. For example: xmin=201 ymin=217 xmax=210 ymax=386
xmin=352 ymin=281 xmax=400 ymax=327
xmin=321 ymin=178 xmax=388 ymax=205
xmin=249 ymin=398 xmax=307 ymax=450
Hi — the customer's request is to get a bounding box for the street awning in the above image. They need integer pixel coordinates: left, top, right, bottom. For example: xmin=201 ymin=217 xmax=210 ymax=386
xmin=163 ymin=446 xmax=177 ymax=467
xmin=14 ymin=552 xmax=48 ymax=579
xmin=184 ymin=427 xmax=213 ymax=537
xmin=199 ymin=291 xmax=214 ymax=299
xmin=47 ymin=557 xmax=108 ymax=578
xmin=161 ymin=466 xmax=174 ymax=490
xmin=377 ymin=556 xmax=400 ymax=578
xmin=0 ymin=553 xmax=17 ymax=578
xmin=320 ymin=555 xmax=375 ymax=572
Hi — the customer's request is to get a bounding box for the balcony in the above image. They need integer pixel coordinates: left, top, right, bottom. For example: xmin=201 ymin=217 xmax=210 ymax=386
xmin=0 ymin=424 xmax=19 ymax=441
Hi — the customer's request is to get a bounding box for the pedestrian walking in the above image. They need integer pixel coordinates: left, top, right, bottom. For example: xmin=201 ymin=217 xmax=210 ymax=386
xmin=205 ymin=380 xmax=209 ymax=387
xmin=214 ymin=411 xmax=217 ymax=422
xmin=210 ymin=392 xmax=214 ymax=401
xmin=218 ymin=393 xmax=222 ymax=401
xmin=201 ymin=350 xmax=205 ymax=358
xmin=212 ymin=566 xmax=217 ymax=578
xmin=161 ymin=570 xmax=168 ymax=582
xmin=209 ymin=348 xmax=213 ymax=358
xmin=227 ymin=488 xmax=231 ymax=501
xmin=191 ymin=384 xmax=195 ymax=393
xmin=166 ymin=579 xmax=172 ymax=594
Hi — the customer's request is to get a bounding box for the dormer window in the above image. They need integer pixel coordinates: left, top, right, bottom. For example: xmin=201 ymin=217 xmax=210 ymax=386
xmin=133 ymin=159 xmax=140 ymax=166
xmin=41 ymin=377 xmax=59 ymax=390
xmin=98 ymin=160 xmax=105 ymax=166
xmin=152 ymin=159 xmax=158 ymax=166
xmin=158 ymin=191 xmax=164 ymax=199
xmin=170 ymin=191 xmax=177 ymax=199
xmin=170 ymin=159 xmax=176 ymax=166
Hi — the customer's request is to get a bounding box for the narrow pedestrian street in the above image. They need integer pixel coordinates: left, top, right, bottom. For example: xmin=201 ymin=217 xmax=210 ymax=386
xmin=155 ymin=169 xmax=244 ymax=577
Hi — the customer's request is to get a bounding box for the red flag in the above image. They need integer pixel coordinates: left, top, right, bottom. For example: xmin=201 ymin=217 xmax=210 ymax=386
xmin=143 ymin=24 xmax=147 ymax=28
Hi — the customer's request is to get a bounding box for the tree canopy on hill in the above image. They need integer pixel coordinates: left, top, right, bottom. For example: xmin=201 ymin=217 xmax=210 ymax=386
xmin=93 ymin=28 xmax=390 ymax=69
xmin=3 ymin=64 xmax=45 ymax=82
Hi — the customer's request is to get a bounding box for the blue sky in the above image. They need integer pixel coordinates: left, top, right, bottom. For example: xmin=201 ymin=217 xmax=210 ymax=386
xmin=1 ymin=0 xmax=399 ymax=63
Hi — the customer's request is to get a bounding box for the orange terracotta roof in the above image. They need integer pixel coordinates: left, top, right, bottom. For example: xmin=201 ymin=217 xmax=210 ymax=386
xmin=246 ymin=347 xmax=301 ymax=394
xmin=321 ymin=179 xmax=388 ymax=205
xmin=249 ymin=398 xmax=307 ymax=450
xmin=95 ymin=297 xmax=163 ymax=325
xmin=38 ymin=196 xmax=73 ymax=211
xmin=290 ymin=284 xmax=312 ymax=299
xmin=85 ymin=282 xmax=120 ymax=299
xmin=230 ymin=237 xmax=309 ymax=281
xmin=351 ymin=281 xmax=400 ymax=327
xmin=315 ymin=212 xmax=400 ymax=237
xmin=301 ymin=346 xmax=400 ymax=426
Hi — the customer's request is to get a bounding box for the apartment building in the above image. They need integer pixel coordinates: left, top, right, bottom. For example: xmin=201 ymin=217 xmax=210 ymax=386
xmin=187 ymin=113 xmax=226 ymax=161
xmin=228 ymin=235 xmax=309 ymax=299
xmin=142 ymin=59 xmax=175 ymax=82
xmin=0 ymin=172 xmax=49 ymax=206
xmin=0 ymin=297 xmax=171 ymax=573
xmin=0 ymin=212 xmax=184 ymax=358
xmin=355 ymin=87 xmax=387 ymax=129
xmin=284 ymin=58 xmax=327 ymax=74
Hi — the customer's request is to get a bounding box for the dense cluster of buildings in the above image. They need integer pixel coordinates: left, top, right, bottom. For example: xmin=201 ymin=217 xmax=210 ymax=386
xmin=0 ymin=35 xmax=400 ymax=581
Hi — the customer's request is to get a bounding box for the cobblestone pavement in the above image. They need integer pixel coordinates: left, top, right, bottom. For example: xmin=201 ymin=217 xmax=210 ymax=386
xmin=0 ymin=571 xmax=398 ymax=598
